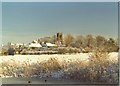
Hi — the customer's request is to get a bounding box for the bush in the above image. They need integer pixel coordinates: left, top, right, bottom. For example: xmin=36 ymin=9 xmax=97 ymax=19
xmin=41 ymin=58 xmax=61 ymax=73
xmin=1 ymin=52 xmax=118 ymax=84
xmin=58 ymin=47 xmax=80 ymax=54
xmin=57 ymin=48 xmax=67 ymax=54
xmin=87 ymin=49 xmax=118 ymax=83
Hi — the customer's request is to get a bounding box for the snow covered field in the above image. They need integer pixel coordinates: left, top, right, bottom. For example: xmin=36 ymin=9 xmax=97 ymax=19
xmin=1 ymin=53 xmax=89 ymax=64
xmin=0 ymin=52 xmax=118 ymax=63
xmin=0 ymin=52 xmax=119 ymax=84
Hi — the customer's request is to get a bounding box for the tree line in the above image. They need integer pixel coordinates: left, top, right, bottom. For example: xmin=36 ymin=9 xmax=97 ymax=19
xmin=64 ymin=34 xmax=119 ymax=52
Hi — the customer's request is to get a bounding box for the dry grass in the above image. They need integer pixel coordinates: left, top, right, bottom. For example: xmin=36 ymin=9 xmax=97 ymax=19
xmin=41 ymin=58 xmax=62 ymax=73
xmin=1 ymin=51 xmax=118 ymax=84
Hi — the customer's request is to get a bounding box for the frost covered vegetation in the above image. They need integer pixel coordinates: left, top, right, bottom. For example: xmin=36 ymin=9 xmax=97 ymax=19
xmin=1 ymin=34 xmax=119 ymax=84
xmin=1 ymin=34 xmax=119 ymax=55
xmin=1 ymin=50 xmax=118 ymax=84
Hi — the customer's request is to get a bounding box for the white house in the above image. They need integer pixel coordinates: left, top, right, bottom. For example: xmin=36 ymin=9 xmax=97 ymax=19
xmin=29 ymin=43 xmax=42 ymax=48
xmin=46 ymin=43 xmax=57 ymax=47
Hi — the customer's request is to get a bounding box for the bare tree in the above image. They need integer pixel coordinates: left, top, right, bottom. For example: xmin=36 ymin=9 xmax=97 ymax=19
xmin=96 ymin=35 xmax=106 ymax=48
xmin=50 ymin=35 xmax=57 ymax=44
xmin=105 ymin=38 xmax=119 ymax=52
xmin=85 ymin=35 xmax=96 ymax=50
xmin=64 ymin=34 xmax=74 ymax=47
xmin=74 ymin=35 xmax=84 ymax=48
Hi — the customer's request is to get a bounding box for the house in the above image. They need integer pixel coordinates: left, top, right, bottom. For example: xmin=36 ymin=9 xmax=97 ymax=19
xmin=29 ymin=43 xmax=42 ymax=49
xmin=46 ymin=43 xmax=57 ymax=47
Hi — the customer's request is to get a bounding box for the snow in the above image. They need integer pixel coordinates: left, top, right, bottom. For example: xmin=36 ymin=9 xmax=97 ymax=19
xmin=108 ymin=52 xmax=118 ymax=62
xmin=46 ymin=43 xmax=57 ymax=47
xmin=0 ymin=53 xmax=90 ymax=64
xmin=0 ymin=52 xmax=118 ymax=63
xmin=0 ymin=52 xmax=118 ymax=81
xmin=29 ymin=43 xmax=42 ymax=48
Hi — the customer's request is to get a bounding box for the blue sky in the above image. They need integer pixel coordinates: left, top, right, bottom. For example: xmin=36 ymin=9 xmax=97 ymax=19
xmin=1 ymin=0 xmax=119 ymax=2
xmin=2 ymin=2 xmax=118 ymax=44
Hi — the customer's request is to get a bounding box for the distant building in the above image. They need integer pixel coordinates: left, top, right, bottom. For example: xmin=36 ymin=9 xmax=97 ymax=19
xmin=56 ymin=32 xmax=63 ymax=46
xmin=46 ymin=43 xmax=57 ymax=47
xmin=29 ymin=43 xmax=42 ymax=49
xmin=30 ymin=32 xmax=63 ymax=48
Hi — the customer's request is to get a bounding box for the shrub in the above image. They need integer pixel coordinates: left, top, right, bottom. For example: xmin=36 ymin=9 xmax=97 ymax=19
xmin=87 ymin=49 xmax=118 ymax=83
xmin=41 ymin=58 xmax=62 ymax=73
xmin=1 ymin=52 xmax=118 ymax=84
